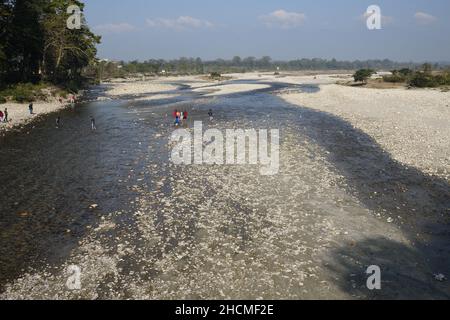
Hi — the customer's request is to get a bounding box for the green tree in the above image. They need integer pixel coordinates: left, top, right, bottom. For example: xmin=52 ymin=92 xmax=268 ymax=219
xmin=0 ymin=1 xmax=13 ymax=82
xmin=42 ymin=0 xmax=100 ymax=85
xmin=6 ymin=0 xmax=46 ymax=83
xmin=353 ymin=69 xmax=375 ymax=84
xmin=232 ymin=56 xmax=241 ymax=66
xmin=1 ymin=0 xmax=100 ymax=89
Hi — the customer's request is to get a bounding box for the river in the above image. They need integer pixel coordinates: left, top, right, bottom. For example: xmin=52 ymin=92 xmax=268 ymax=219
xmin=0 ymin=80 xmax=449 ymax=299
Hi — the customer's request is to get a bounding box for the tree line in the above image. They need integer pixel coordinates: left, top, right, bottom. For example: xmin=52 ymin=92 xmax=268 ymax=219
xmin=0 ymin=0 xmax=100 ymax=91
xmin=97 ymin=56 xmax=448 ymax=79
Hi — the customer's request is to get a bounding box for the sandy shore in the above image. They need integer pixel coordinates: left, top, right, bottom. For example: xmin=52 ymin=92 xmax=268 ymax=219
xmin=104 ymin=80 xmax=178 ymax=97
xmin=0 ymin=99 xmax=74 ymax=134
xmin=193 ymin=83 xmax=271 ymax=96
xmin=279 ymin=83 xmax=450 ymax=181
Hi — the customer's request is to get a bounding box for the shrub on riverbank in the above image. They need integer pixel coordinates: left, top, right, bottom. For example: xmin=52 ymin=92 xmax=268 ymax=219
xmin=0 ymin=83 xmax=70 ymax=103
xmin=210 ymin=72 xmax=222 ymax=79
xmin=383 ymin=74 xmax=407 ymax=83
xmin=383 ymin=69 xmax=413 ymax=83
xmin=380 ymin=65 xmax=450 ymax=88
xmin=353 ymin=69 xmax=375 ymax=83
xmin=408 ymin=72 xmax=450 ymax=88
xmin=0 ymin=83 xmax=41 ymax=102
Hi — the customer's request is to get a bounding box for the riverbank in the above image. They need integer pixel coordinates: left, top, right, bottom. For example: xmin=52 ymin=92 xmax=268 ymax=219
xmin=279 ymin=83 xmax=450 ymax=182
xmin=0 ymin=97 xmax=79 ymax=135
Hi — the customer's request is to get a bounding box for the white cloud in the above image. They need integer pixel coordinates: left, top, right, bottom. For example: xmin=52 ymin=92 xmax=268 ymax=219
xmin=260 ymin=10 xmax=306 ymax=29
xmin=414 ymin=12 xmax=437 ymax=25
xmin=94 ymin=23 xmax=136 ymax=34
xmin=146 ymin=16 xmax=214 ymax=30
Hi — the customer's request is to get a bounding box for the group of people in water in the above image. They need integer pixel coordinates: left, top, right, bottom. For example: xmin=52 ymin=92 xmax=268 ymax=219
xmin=172 ymin=108 xmax=214 ymax=127
xmin=173 ymin=109 xmax=188 ymax=127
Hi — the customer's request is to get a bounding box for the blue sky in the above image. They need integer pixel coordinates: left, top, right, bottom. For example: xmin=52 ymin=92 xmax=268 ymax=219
xmin=84 ymin=0 xmax=450 ymax=62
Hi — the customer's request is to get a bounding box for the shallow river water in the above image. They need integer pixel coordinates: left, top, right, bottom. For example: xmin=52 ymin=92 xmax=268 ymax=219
xmin=0 ymin=80 xmax=449 ymax=299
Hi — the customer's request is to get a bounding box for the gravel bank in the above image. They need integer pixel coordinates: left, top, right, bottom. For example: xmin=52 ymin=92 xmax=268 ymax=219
xmin=280 ymin=84 xmax=450 ymax=182
xmin=104 ymin=81 xmax=178 ymax=97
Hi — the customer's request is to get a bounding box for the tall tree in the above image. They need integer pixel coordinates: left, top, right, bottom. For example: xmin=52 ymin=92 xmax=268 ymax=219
xmin=0 ymin=1 xmax=13 ymax=82
xmin=42 ymin=0 xmax=100 ymax=84
xmin=5 ymin=0 xmax=46 ymax=83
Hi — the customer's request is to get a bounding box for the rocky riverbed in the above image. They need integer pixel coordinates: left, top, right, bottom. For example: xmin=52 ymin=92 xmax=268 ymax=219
xmin=0 ymin=74 xmax=449 ymax=299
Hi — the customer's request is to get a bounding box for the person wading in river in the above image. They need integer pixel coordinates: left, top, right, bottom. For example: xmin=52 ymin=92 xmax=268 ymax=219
xmin=173 ymin=109 xmax=179 ymax=126
xmin=177 ymin=110 xmax=183 ymax=126
xmin=208 ymin=109 xmax=213 ymax=121
xmin=183 ymin=110 xmax=188 ymax=127
xmin=56 ymin=116 xmax=61 ymax=128
xmin=90 ymin=116 xmax=96 ymax=131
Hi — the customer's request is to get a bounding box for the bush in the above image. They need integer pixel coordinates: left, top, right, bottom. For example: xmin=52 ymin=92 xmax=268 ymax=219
xmin=210 ymin=72 xmax=221 ymax=79
xmin=383 ymin=75 xmax=406 ymax=83
xmin=408 ymin=73 xmax=440 ymax=88
xmin=442 ymin=72 xmax=450 ymax=85
xmin=398 ymin=68 xmax=413 ymax=77
xmin=0 ymin=83 xmax=52 ymax=103
xmin=353 ymin=69 xmax=375 ymax=83
xmin=10 ymin=83 xmax=36 ymax=102
xmin=383 ymin=68 xmax=416 ymax=83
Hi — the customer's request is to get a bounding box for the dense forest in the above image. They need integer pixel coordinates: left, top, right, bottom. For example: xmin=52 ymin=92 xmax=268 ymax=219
xmin=0 ymin=0 xmax=100 ymax=91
